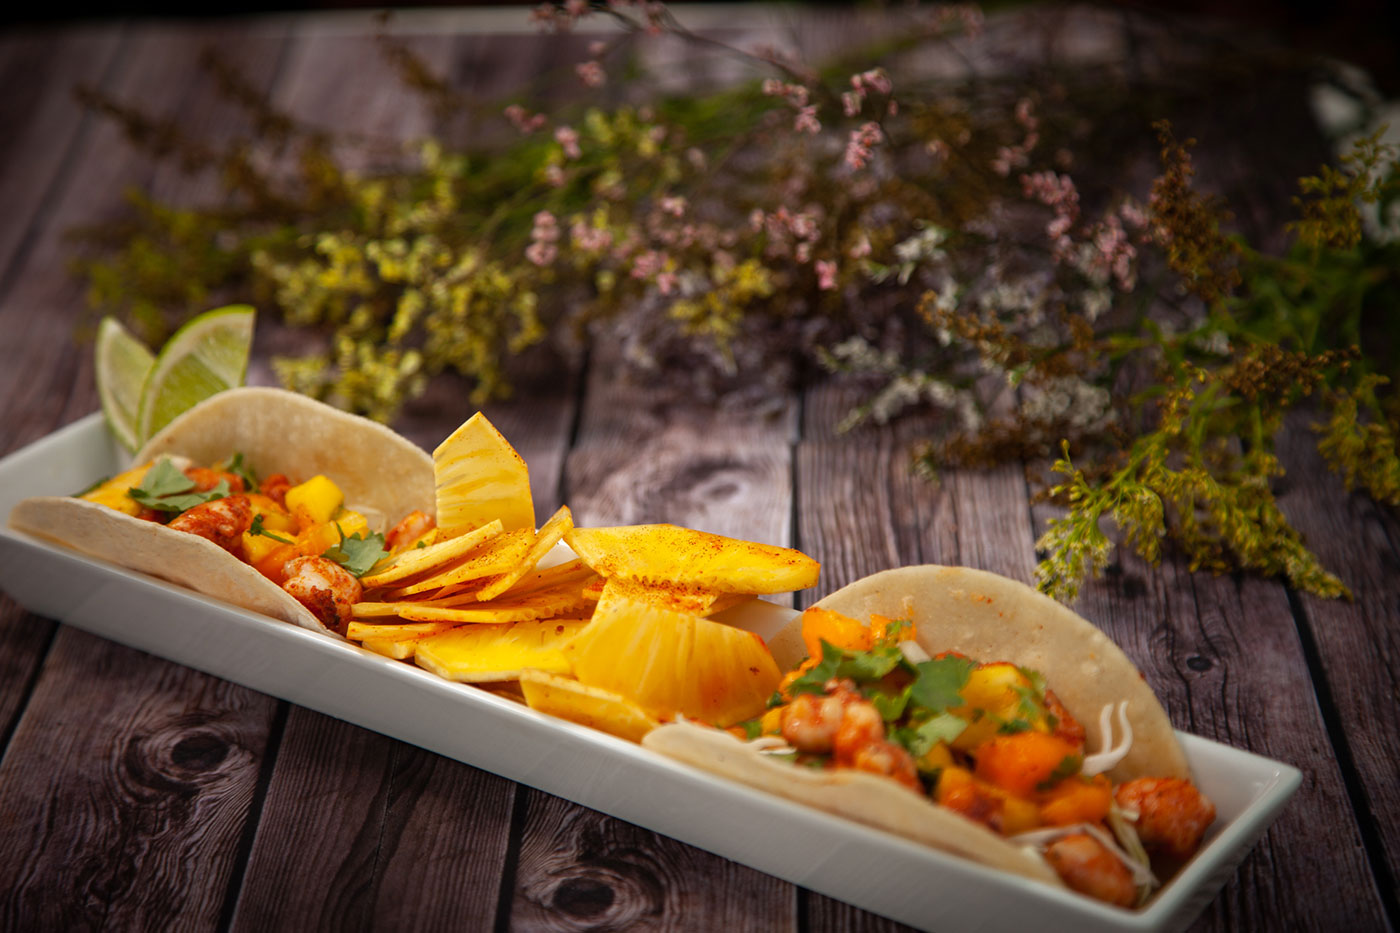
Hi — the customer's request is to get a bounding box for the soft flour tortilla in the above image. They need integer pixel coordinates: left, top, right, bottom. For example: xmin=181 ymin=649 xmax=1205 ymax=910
xmin=8 ymin=387 xmax=434 ymax=636
xmin=643 ymin=564 xmax=1191 ymax=892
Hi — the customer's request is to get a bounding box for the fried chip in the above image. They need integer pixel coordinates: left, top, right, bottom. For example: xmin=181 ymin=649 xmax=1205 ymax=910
xmin=415 ymin=619 xmax=586 ymax=683
xmin=519 ymin=670 xmax=660 ymax=743
xmin=360 ymin=519 xmax=503 ymax=588
xmin=386 ymin=528 xmax=535 ymax=598
xmin=565 ymin=523 xmax=820 ymax=594
xmin=475 ymin=505 xmax=574 ymax=602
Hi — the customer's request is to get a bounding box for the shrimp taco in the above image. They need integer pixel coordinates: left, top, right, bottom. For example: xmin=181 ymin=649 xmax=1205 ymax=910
xmin=642 ymin=565 xmax=1214 ymax=907
xmin=8 ymin=387 xmax=435 ymax=637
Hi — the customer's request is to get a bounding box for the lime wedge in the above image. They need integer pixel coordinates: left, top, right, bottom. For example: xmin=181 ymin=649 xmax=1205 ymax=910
xmin=136 ymin=304 xmax=255 ymax=444
xmin=95 ymin=316 xmax=156 ymax=453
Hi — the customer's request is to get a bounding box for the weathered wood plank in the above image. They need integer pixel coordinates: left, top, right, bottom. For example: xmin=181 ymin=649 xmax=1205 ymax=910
xmin=0 ymin=26 xmax=124 ymax=289
xmin=0 ymin=29 xmax=290 ymax=933
xmin=504 ymin=343 xmax=801 ymax=928
xmin=1275 ymin=416 xmax=1400 ymax=921
xmin=0 ymin=631 xmax=277 ymax=931
xmin=230 ymin=708 xmax=517 ymax=932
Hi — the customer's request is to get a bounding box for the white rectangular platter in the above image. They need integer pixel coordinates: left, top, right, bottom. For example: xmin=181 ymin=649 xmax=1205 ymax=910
xmin=0 ymin=413 xmax=1301 ymax=933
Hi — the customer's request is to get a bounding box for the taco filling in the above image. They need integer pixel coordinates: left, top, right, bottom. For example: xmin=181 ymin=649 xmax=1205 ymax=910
xmin=731 ymin=607 xmax=1215 ymax=907
xmin=77 ymin=454 xmax=432 ymax=634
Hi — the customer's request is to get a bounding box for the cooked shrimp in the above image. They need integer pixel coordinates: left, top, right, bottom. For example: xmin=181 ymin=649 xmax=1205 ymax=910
xmin=281 ymin=555 xmax=362 ymax=634
xmin=1043 ymin=688 xmax=1086 ymax=748
xmin=386 ymin=509 xmax=435 ymax=551
xmin=781 ymin=680 xmax=868 ymax=754
xmin=850 ymin=740 xmax=920 ymax=791
xmin=259 ymin=473 xmax=292 ymax=507
xmin=1042 ymin=832 xmax=1138 ymax=907
xmin=1115 ymin=777 xmax=1216 ymax=861
xmin=167 ymin=496 xmax=252 ymax=552
xmin=832 ymin=698 xmax=886 ymax=763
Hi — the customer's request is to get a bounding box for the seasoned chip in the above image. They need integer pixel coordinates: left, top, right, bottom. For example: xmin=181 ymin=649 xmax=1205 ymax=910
xmin=565 ymin=524 xmax=819 ymax=594
xmin=519 ymin=670 xmax=660 ymax=743
xmin=387 ymin=528 xmax=535 ymax=598
xmin=360 ymin=519 xmax=503 ymax=588
xmin=415 ymin=620 xmax=586 ymax=683
xmin=434 ymin=412 xmax=534 ymax=537
xmin=347 ymin=619 xmax=467 ymax=641
xmin=475 ymin=505 xmax=574 ymax=601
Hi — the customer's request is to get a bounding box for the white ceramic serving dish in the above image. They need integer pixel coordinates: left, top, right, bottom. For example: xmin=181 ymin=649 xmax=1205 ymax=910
xmin=0 ymin=413 xmax=1301 ymax=933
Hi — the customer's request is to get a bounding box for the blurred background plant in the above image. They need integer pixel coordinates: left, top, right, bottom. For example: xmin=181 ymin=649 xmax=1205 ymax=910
xmin=68 ymin=1 xmax=1400 ymax=602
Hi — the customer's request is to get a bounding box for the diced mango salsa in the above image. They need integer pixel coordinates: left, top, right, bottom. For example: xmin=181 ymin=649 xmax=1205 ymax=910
xmin=285 ymin=474 xmax=343 ymax=526
xmin=79 ymin=462 xmax=153 ymax=516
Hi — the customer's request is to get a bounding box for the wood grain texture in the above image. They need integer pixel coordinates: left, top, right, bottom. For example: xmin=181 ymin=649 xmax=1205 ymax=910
xmin=1275 ymin=416 xmax=1400 ymax=917
xmin=510 ymin=792 xmax=795 ymax=933
xmin=0 ymin=27 xmax=123 ymax=286
xmin=0 ymin=630 xmax=277 ymax=932
xmin=231 ymin=709 xmax=516 ymax=932
xmin=507 ymin=342 xmax=801 ymax=929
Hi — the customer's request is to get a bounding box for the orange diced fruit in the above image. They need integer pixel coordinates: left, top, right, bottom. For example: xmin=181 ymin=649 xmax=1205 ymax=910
xmin=800 ymin=606 xmax=872 ymax=658
xmin=974 ymin=731 xmax=1081 ymax=799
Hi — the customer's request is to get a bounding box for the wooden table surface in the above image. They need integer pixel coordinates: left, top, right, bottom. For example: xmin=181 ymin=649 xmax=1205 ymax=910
xmin=1 ymin=8 xmax=1398 ymax=932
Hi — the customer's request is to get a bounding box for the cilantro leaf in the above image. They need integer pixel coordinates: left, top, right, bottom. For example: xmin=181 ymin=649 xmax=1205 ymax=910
xmin=786 ymin=641 xmax=845 ymax=696
xmin=867 ymin=684 xmax=912 ymax=722
xmin=836 ymin=640 xmax=907 ymax=682
xmin=322 ymin=524 xmax=389 ymax=577
xmin=909 ymin=712 xmax=968 ymax=756
xmin=1037 ymin=753 xmax=1085 ymax=791
xmin=736 ymin=719 xmax=764 ymax=740
xmin=909 ymin=655 xmax=976 ymax=713
xmin=128 ymin=459 xmax=230 ymax=514
xmin=221 ymin=452 xmax=259 ymax=492
xmin=249 ymin=514 xmax=296 ymax=545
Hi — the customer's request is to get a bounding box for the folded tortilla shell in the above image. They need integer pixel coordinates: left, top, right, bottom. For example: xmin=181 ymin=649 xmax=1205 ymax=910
xmin=808 ymin=564 xmax=1188 ymax=783
xmin=643 ymin=564 xmax=1191 ymax=891
xmin=8 ymin=387 xmax=434 ymax=636
xmin=644 ymin=721 xmax=1064 ymax=887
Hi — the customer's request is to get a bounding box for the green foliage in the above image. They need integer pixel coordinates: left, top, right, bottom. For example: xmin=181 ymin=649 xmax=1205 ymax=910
xmin=68 ymin=5 xmax=1400 ymax=602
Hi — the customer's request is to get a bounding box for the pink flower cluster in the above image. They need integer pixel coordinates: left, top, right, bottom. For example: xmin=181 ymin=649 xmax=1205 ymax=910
xmin=815 ymin=259 xmax=838 ymax=290
xmin=504 ymin=104 xmax=547 ymax=135
xmin=992 ymin=98 xmax=1039 ymax=176
xmin=1022 ymin=170 xmax=1079 ymax=257
xmin=555 ymin=126 xmax=582 ymax=159
xmin=843 ymin=68 xmax=893 ymax=118
xmin=526 ymin=210 xmax=559 ymax=266
xmin=763 ymin=80 xmax=821 ymax=135
xmin=1087 ymin=215 xmax=1137 ymax=290
xmin=576 ymin=60 xmax=606 ymax=88
xmin=845 ymin=122 xmax=884 ymax=170
xmin=631 ymin=249 xmax=677 ymax=294
xmin=750 ymin=206 xmax=822 ymax=262
xmin=570 ymin=218 xmax=612 ymax=253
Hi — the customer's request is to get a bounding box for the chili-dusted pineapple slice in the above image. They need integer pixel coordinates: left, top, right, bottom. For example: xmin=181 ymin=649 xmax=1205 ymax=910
xmin=519 ymin=670 xmax=660 ymax=743
xmin=434 ymin=412 xmax=534 ymax=538
xmin=358 ymin=636 xmax=420 ymax=660
xmin=347 ymin=619 xmax=467 ymax=641
xmin=387 ymin=528 xmax=535 ymax=598
xmin=415 ymin=619 xmax=586 ymax=682
xmin=498 ymin=558 xmax=594 ymax=599
xmin=475 ymin=505 xmax=573 ymax=601
xmin=564 ymin=524 xmax=819 ymax=594
xmin=359 ymin=519 xmax=503 ymax=588
xmin=592 ymin=575 xmax=720 ymax=615
xmin=566 ymin=592 xmax=781 ymax=727
xmin=393 ymin=582 xmax=593 ymax=624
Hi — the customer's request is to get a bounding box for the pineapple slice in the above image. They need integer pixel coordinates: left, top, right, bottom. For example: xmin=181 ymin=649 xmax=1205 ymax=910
xmin=393 ymin=582 xmax=593 ymax=624
xmin=564 ymin=524 xmax=819 ymax=594
xmin=593 ymin=575 xmax=720 ymax=615
xmin=434 ymin=412 xmax=534 ymax=538
xmin=415 ymin=620 xmax=586 ymax=683
xmin=475 ymin=505 xmax=573 ymax=601
xmin=519 ymin=670 xmax=660 ymax=743
xmin=347 ymin=619 xmax=466 ymax=641
xmin=566 ymin=592 xmax=781 ymax=727
xmin=359 ymin=519 xmax=504 ymax=588
xmin=387 ymin=528 xmax=535 ymax=598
